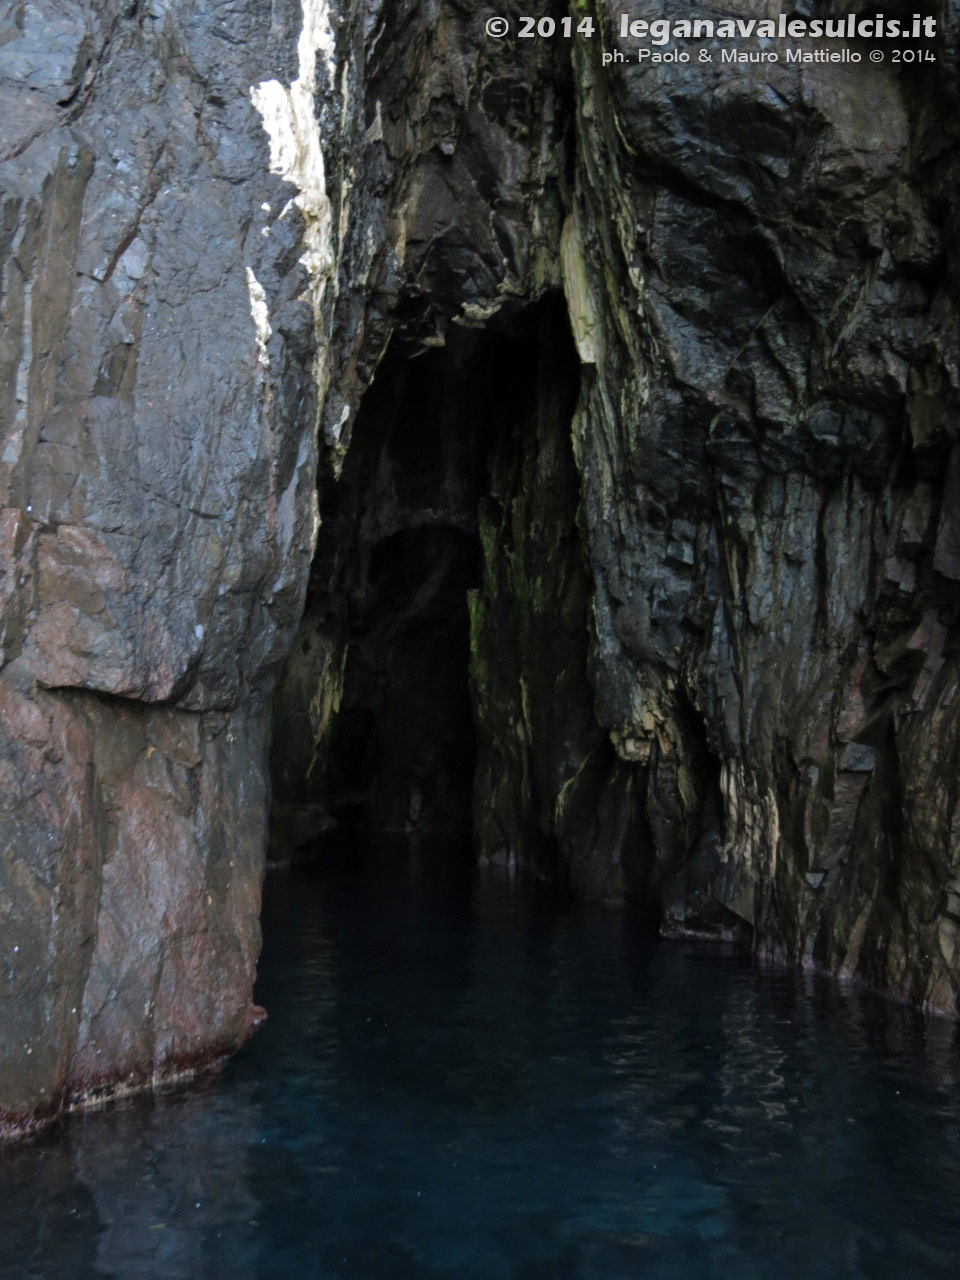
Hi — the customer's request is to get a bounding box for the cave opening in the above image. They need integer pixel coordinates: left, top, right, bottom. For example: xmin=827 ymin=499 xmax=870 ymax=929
xmin=326 ymin=519 xmax=481 ymax=836
xmin=269 ymin=297 xmax=579 ymax=858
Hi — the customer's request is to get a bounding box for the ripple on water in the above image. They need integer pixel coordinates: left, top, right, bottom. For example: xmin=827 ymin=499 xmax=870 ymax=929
xmin=2 ymin=841 xmax=960 ymax=1280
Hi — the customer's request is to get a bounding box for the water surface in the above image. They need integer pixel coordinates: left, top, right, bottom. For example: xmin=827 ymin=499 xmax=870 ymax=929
xmin=3 ymin=839 xmax=960 ymax=1278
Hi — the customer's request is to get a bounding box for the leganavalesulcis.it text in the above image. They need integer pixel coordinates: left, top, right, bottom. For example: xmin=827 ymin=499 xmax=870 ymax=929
xmin=502 ymin=13 xmax=938 ymax=41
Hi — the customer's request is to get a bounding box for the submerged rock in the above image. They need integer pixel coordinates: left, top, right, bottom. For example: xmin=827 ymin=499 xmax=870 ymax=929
xmin=2 ymin=0 xmax=959 ymax=1132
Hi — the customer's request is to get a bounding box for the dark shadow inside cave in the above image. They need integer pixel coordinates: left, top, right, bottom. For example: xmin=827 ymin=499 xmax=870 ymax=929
xmin=269 ymin=302 xmax=573 ymax=852
xmin=325 ymin=520 xmax=481 ymax=833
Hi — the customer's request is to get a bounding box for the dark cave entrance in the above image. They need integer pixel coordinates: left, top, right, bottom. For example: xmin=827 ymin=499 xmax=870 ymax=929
xmin=269 ymin=300 xmax=578 ymax=853
xmin=321 ymin=338 xmax=487 ymax=836
xmin=326 ymin=522 xmax=480 ymax=835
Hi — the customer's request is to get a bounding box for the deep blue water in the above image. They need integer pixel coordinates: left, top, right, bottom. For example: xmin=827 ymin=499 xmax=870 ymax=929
xmin=3 ymin=839 xmax=960 ymax=1279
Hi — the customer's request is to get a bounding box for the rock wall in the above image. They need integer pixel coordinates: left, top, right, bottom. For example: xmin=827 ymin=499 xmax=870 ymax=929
xmin=467 ymin=0 xmax=960 ymax=1015
xmin=3 ymin=0 xmax=960 ymax=1133
xmin=561 ymin=0 xmax=960 ymax=1015
xmin=0 ymin=0 xmax=323 ymax=1134
xmin=316 ymin=0 xmax=960 ymax=1016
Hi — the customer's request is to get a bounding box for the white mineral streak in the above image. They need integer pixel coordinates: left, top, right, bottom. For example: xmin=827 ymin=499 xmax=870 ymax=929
xmin=250 ymin=0 xmax=335 ymax=331
xmin=245 ymin=268 xmax=272 ymax=371
xmin=249 ymin=0 xmax=337 ymax=543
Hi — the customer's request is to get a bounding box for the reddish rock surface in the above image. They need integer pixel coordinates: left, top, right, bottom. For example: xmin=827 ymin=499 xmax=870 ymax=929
xmin=0 ymin=0 xmax=317 ymax=1135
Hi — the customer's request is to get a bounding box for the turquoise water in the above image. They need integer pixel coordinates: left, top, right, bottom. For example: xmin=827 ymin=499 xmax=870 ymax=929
xmin=3 ymin=840 xmax=960 ymax=1278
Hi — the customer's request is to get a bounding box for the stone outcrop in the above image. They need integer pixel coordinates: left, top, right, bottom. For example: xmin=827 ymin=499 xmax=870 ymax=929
xmin=558 ymin=1 xmax=960 ymax=1015
xmin=0 ymin=0 xmax=320 ymax=1135
xmin=3 ymin=0 xmax=960 ymax=1134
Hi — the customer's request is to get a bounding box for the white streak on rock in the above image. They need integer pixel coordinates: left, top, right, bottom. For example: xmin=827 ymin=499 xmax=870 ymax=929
xmin=245 ymin=267 xmax=272 ymax=371
xmin=249 ymin=0 xmax=335 ymax=330
xmin=250 ymin=1 xmax=337 ymax=553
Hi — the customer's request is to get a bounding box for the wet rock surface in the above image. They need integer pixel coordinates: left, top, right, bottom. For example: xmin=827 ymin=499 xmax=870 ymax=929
xmin=0 ymin=0 xmax=319 ymax=1134
xmin=564 ymin=0 xmax=960 ymax=1013
xmin=299 ymin=0 xmax=960 ymax=1015
xmin=3 ymin=0 xmax=960 ymax=1132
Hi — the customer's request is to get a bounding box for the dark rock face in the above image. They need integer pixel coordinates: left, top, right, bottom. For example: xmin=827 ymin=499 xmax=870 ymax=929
xmin=561 ymin=1 xmax=960 ymax=1013
xmin=308 ymin=0 xmax=960 ymax=1014
xmin=3 ymin=0 xmax=960 ymax=1132
xmin=0 ymin=0 xmax=319 ymax=1133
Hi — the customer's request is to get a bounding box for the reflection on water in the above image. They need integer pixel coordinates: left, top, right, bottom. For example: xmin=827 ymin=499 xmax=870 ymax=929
xmin=2 ymin=838 xmax=960 ymax=1279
